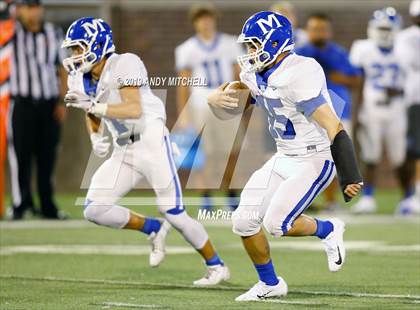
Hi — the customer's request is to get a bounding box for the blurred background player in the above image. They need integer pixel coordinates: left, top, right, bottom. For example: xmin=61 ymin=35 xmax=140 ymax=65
xmin=8 ymin=0 xmax=67 ymax=220
xmin=175 ymin=3 xmax=243 ymax=211
xmin=296 ymin=13 xmax=360 ymax=212
xmin=350 ymin=7 xmax=417 ymax=214
xmin=0 ymin=0 xmax=14 ymax=219
xmin=270 ymin=1 xmax=308 ymax=48
xmin=63 ymin=17 xmax=229 ymax=285
xmin=395 ymin=0 xmax=420 ymax=213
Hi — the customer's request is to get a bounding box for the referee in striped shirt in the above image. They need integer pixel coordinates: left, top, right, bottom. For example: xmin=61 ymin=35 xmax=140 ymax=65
xmin=8 ymin=0 xmax=67 ymax=220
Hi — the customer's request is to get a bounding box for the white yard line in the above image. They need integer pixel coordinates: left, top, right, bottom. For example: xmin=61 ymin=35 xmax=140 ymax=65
xmin=261 ymin=299 xmax=326 ymax=305
xmin=0 ymin=245 xmax=196 ymax=255
xmin=1 ymin=241 xmax=419 ymax=256
xmin=0 ymin=220 xmax=92 ymax=229
xmin=292 ymin=290 xmax=420 ymax=300
xmin=94 ymin=302 xmax=164 ymax=309
xmin=1 ymin=274 xmax=420 ymax=301
xmin=0 ymin=274 xmax=238 ymax=291
xmin=100 ymin=300 xmax=325 ymax=307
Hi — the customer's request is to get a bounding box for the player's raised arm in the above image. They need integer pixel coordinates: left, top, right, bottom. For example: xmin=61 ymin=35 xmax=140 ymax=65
xmin=311 ymin=103 xmax=363 ymax=201
xmin=65 ymin=53 xmax=144 ymax=120
xmin=100 ymin=86 xmax=142 ymax=119
xmin=65 ymin=84 xmax=142 ymax=120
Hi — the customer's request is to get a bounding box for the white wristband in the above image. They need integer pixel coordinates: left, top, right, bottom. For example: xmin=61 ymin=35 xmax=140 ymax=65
xmin=90 ymin=103 xmax=108 ymax=117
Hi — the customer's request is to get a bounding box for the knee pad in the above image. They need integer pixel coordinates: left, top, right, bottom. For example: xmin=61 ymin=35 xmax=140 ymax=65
xmin=83 ymin=199 xmax=129 ymax=229
xmin=232 ymin=210 xmax=261 ymax=237
xmin=165 ymin=211 xmax=208 ymax=249
xmin=83 ymin=199 xmax=104 ymax=223
xmin=262 ymin=216 xmax=284 ymax=237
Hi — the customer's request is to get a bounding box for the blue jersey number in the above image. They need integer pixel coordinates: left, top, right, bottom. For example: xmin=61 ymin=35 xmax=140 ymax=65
xmin=256 ymin=96 xmax=296 ymax=140
xmin=202 ymin=59 xmax=223 ymax=88
xmin=370 ymin=63 xmax=400 ymax=90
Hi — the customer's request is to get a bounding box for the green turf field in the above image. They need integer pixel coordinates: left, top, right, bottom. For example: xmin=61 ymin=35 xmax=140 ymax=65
xmin=1 ymin=191 xmax=419 ymax=309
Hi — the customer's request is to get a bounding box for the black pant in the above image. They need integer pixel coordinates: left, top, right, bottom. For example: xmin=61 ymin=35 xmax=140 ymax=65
xmin=407 ymin=104 xmax=420 ymax=159
xmin=9 ymin=96 xmax=60 ymax=218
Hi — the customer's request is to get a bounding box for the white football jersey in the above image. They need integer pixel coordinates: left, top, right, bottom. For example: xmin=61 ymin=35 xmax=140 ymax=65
xmin=350 ymin=39 xmax=404 ymax=111
xmin=395 ymin=26 xmax=420 ymax=106
xmin=240 ymin=53 xmax=333 ymax=156
xmin=67 ymin=53 xmax=166 ymax=140
xmin=175 ymin=33 xmax=242 ymax=89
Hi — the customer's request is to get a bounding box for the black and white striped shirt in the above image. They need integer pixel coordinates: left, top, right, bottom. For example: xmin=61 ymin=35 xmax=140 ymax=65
xmin=11 ymin=20 xmax=65 ymax=100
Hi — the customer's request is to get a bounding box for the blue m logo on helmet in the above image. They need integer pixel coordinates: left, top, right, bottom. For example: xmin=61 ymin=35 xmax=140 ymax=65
xmin=237 ymin=11 xmax=294 ymax=73
xmin=61 ymin=17 xmax=115 ymax=73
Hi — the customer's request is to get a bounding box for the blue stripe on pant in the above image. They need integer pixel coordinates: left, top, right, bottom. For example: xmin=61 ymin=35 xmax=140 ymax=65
xmin=163 ymin=136 xmax=185 ymax=215
xmin=281 ymin=160 xmax=334 ymax=234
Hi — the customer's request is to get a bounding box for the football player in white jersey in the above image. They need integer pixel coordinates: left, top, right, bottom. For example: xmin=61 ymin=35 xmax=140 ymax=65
xmin=395 ymin=0 xmax=420 ymax=213
xmin=208 ymin=12 xmax=362 ymax=301
xmin=350 ymin=8 xmax=418 ymax=214
xmin=61 ymin=17 xmax=229 ymax=285
xmin=175 ymin=3 xmax=243 ymax=210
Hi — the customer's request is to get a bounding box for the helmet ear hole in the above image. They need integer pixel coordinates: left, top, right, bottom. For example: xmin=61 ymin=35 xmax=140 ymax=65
xmin=237 ymin=11 xmax=294 ymax=72
xmin=92 ymin=43 xmax=102 ymax=52
xmin=86 ymin=53 xmax=96 ymax=63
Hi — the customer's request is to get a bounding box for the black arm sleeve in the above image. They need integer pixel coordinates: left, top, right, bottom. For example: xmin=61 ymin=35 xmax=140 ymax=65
xmin=330 ymin=130 xmax=363 ymax=202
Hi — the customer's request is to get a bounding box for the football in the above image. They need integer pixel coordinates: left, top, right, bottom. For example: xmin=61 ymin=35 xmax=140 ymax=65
xmin=211 ymin=81 xmax=252 ymax=120
xmin=87 ymin=112 xmax=102 ymax=132
xmin=222 ymin=81 xmax=252 ymax=115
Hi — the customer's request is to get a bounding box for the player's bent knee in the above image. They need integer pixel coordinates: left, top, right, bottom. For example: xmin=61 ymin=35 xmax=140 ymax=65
xmin=155 ymin=188 xmax=180 ymax=214
xmin=262 ymin=217 xmax=285 ymax=237
xmin=165 ymin=212 xmax=208 ymax=249
xmin=391 ymin=154 xmax=405 ymax=168
xmin=83 ymin=199 xmax=110 ymax=224
xmin=232 ymin=213 xmax=260 ymax=237
xmin=82 ymin=200 xmax=129 ymax=228
xmin=83 ymin=203 xmax=101 ymax=223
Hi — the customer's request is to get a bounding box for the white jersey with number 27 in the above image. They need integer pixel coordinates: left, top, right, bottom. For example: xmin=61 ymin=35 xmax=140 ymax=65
xmin=350 ymin=39 xmax=404 ymax=112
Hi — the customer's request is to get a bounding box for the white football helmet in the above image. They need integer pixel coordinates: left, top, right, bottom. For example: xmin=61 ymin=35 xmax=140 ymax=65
xmin=367 ymin=7 xmax=402 ymax=48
